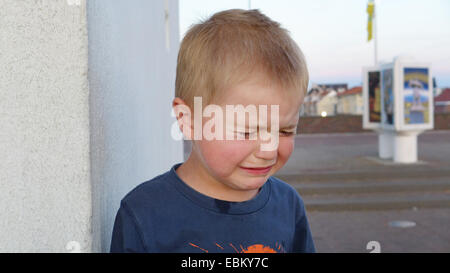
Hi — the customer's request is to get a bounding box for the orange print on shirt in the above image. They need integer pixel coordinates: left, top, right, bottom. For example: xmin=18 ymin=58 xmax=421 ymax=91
xmin=189 ymin=242 xmax=284 ymax=253
xmin=241 ymin=244 xmax=277 ymax=253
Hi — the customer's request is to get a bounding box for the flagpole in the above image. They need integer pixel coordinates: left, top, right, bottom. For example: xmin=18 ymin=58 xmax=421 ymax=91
xmin=373 ymin=0 xmax=378 ymax=65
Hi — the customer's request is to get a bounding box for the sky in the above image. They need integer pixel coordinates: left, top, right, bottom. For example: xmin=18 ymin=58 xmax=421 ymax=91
xmin=179 ymin=0 xmax=450 ymax=89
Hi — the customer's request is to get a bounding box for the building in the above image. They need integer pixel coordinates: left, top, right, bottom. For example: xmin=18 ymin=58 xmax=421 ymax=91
xmin=337 ymin=86 xmax=363 ymax=115
xmin=301 ymin=86 xmax=334 ymax=116
xmin=435 ymin=88 xmax=450 ymax=113
xmin=301 ymin=83 xmax=350 ymax=116
xmin=316 ymin=90 xmax=338 ymax=117
xmin=318 ymin=83 xmax=348 ymax=93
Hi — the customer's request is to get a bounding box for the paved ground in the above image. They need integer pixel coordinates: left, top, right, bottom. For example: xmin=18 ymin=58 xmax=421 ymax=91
xmin=276 ymin=130 xmax=450 ymax=253
xmin=279 ymin=130 xmax=450 ymax=175
xmin=308 ymin=208 xmax=450 ymax=253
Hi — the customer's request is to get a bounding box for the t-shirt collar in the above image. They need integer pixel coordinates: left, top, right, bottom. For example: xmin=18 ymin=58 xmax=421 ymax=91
xmin=167 ymin=163 xmax=271 ymax=215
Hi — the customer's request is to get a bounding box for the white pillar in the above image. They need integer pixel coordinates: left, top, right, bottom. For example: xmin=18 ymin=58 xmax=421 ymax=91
xmin=393 ymin=131 xmax=421 ymax=163
xmin=87 ymin=0 xmax=183 ymax=252
xmin=377 ymin=130 xmax=393 ymax=159
xmin=0 ymin=0 xmax=91 ymax=252
xmin=0 ymin=0 xmax=183 ymax=253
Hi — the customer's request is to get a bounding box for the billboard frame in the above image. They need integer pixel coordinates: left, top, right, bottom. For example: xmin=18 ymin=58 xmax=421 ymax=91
xmin=362 ymin=66 xmax=382 ymax=130
xmin=380 ymin=62 xmax=397 ymax=131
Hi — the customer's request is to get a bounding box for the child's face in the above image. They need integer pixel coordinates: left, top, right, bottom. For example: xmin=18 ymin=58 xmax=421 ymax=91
xmin=192 ymin=72 xmax=303 ymax=192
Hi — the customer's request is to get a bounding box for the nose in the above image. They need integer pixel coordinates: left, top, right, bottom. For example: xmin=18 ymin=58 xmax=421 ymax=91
xmin=253 ymin=140 xmax=278 ymax=161
xmin=254 ymin=149 xmax=277 ymax=162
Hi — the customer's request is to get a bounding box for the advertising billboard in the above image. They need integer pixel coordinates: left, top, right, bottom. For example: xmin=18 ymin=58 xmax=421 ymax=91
xmin=368 ymin=71 xmax=381 ymax=123
xmin=403 ymin=68 xmax=429 ymax=124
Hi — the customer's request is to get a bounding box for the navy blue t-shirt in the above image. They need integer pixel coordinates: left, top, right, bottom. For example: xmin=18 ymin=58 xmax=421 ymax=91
xmin=110 ymin=163 xmax=315 ymax=253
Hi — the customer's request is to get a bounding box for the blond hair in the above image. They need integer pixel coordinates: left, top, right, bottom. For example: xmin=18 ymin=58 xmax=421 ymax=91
xmin=175 ymin=9 xmax=308 ymax=109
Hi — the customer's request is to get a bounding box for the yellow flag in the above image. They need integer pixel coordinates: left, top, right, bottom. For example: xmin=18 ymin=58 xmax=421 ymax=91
xmin=367 ymin=1 xmax=374 ymax=41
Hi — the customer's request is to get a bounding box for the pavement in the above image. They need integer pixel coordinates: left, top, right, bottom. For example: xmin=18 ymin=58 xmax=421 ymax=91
xmin=278 ymin=130 xmax=450 ymax=176
xmin=274 ymin=130 xmax=450 ymax=253
xmin=308 ymin=208 xmax=450 ymax=253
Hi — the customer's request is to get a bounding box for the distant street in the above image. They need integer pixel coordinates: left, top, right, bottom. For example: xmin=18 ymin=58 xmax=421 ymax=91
xmin=276 ymin=130 xmax=450 ymax=253
xmin=279 ymin=130 xmax=450 ymax=175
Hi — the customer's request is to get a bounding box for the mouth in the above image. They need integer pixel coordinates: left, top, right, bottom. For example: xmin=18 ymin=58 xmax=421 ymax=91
xmin=239 ymin=165 xmax=274 ymax=175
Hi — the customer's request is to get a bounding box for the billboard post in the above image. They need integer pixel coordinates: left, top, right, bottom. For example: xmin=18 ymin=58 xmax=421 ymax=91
xmin=363 ymin=56 xmax=433 ymax=163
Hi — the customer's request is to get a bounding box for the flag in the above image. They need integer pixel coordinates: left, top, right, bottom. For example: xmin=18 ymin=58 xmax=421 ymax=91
xmin=367 ymin=0 xmax=374 ymax=41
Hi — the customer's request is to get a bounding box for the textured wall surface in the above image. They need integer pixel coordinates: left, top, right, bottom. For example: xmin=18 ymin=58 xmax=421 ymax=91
xmin=0 ymin=0 xmax=182 ymax=253
xmin=87 ymin=0 xmax=183 ymax=252
xmin=0 ymin=0 xmax=91 ymax=252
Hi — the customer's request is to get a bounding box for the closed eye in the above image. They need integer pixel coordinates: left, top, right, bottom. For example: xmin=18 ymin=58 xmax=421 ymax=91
xmin=236 ymin=131 xmax=257 ymax=139
xmin=235 ymin=130 xmax=295 ymax=138
xmin=280 ymin=131 xmax=295 ymax=136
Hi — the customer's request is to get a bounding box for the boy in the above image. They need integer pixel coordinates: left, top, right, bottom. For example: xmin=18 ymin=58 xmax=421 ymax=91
xmin=110 ymin=9 xmax=315 ymax=253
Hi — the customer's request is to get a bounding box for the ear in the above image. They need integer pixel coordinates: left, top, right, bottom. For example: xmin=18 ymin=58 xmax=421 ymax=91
xmin=172 ymin=97 xmax=193 ymax=140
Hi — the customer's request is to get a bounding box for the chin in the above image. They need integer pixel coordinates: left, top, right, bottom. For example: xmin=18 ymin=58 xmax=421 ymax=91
xmin=237 ymin=176 xmax=269 ymax=191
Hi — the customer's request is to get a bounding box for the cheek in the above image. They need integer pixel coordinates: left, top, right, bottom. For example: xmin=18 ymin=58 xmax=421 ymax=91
xmin=198 ymin=140 xmax=253 ymax=176
xmin=276 ymin=137 xmax=295 ymax=165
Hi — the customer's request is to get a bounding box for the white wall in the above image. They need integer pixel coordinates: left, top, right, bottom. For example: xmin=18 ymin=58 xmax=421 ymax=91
xmin=0 ymin=0 xmax=182 ymax=252
xmin=0 ymin=0 xmax=91 ymax=252
xmin=87 ymin=0 xmax=183 ymax=252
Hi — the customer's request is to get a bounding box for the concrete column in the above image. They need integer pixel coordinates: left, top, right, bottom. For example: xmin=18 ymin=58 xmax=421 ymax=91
xmin=87 ymin=0 xmax=183 ymax=252
xmin=377 ymin=130 xmax=394 ymax=159
xmin=0 ymin=0 xmax=91 ymax=252
xmin=393 ymin=131 xmax=421 ymax=163
xmin=0 ymin=0 xmax=182 ymax=252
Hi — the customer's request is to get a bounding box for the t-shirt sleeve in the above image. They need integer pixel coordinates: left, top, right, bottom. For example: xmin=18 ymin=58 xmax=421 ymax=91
xmin=292 ymin=194 xmax=316 ymax=253
xmin=110 ymin=202 xmax=148 ymax=253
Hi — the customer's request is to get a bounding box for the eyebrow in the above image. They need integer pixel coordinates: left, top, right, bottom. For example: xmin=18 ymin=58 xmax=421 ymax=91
xmin=245 ymin=124 xmax=297 ymax=130
xmin=280 ymin=124 xmax=298 ymax=130
xmin=243 ymin=122 xmax=298 ymax=130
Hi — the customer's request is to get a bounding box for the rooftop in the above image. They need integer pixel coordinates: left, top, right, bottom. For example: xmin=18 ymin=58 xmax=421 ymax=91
xmin=337 ymin=86 xmax=362 ymax=97
xmin=435 ymin=88 xmax=450 ymax=102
